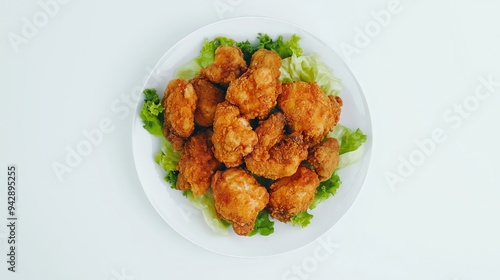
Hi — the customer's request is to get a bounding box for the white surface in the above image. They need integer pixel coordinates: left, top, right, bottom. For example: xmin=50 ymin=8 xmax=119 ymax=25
xmin=131 ymin=17 xmax=372 ymax=257
xmin=1 ymin=0 xmax=499 ymax=279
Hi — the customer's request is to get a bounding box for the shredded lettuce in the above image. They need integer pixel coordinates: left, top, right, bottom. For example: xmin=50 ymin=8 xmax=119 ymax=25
xmin=249 ymin=210 xmax=275 ymax=236
xmin=280 ymin=54 xmax=342 ymax=96
xmin=140 ymin=88 xmax=164 ymax=136
xmin=183 ymin=189 xmax=231 ymax=234
xmin=291 ymin=210 xmax=314 ymax=228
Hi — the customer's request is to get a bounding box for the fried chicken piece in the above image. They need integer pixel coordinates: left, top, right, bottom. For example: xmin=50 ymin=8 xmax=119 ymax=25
xmin=176 ymin=172 xmax=189 ymax=191
xmin=211 ymin=168 xmax=269 ymax=236
xmin=212 ymin=101 xmax=258 ymax=167
xmin=190 ymin=78 xmax=225 ymax=127
xmin=278 ymin=81 xmax=343 ymax=146
xmin=307 ymin=138 xmax=340 ymax=181
xmin=245 ymin=112 xmax=308 ymax=180
xmin=200 ymin=45 xmax=248 ymax=86
xmin=268 ymin=166 xmax=319 ymax=223
xmin=162 ymin=78 xmax=198 ymax=150
xmin=225 ymin=49 xmax=282 ymax=119
xmin=248 ymin=49 xmax=282 ymax=78
xmin=176 ymin=130 xmax=221 ymax=196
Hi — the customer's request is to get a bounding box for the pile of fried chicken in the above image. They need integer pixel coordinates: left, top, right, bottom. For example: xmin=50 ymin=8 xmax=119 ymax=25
xmin=162 ymin=45 xmax=343 ymax=236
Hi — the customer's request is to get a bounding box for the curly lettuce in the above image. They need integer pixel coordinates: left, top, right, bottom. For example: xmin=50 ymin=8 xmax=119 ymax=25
xmin=309 ymin=171 xmax=342 ymax=210
xmin=139 ymin=88 xmax=164 ymax=136
xmin=237 ymin=33 xmax=302 ymax=62
xmin=249 ymin=210 xmax=275 ymax=236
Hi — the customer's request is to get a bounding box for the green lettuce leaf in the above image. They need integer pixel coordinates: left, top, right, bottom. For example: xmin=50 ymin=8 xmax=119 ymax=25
xmin=280 ymin=54 xmax=342 ymax=96
xmin=174 ymin=60 xmax=203 ymax=81
xmin=154 ymin=139 xmax=180 ymax=172
xmin=140 ymin=88 xmax=164 ymax=136
xmin=309 ymin=171 xmax=342 ymax=210
xmin=196 ymin=37 xmax=236 ymax=68
xmin=328 ymin=124 xmax=367 ymax=169
xmin=249 ymin=210 xmax=275 ymax=236
xmin=256 ymin=33 xmax=303 ymax=58
xmin=183 ymin=189 xmax=231 ymax=234
xmin=291 ymin=211 xmax=313 ymax=228
xmin=235 ymin=40 xmax=257 ymax=63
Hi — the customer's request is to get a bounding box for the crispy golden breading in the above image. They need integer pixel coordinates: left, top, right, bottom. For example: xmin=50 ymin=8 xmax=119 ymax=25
xmin=190 ymin=78 xmax=225 ymax=127
xmin=277 ymin=81 xmax=342 ymax=146
xmin=200 ymin=46 xmax=248 ymax=86
xmin=211 ymin=168 xmax=269 ymax=236
xmin=162 ymin=78 xmax=198 ymax=150
xmin=177 ymin=130 xmax=221 ymax=196
xmin=307 ymin=138 xmax=340 ymax=182
xmin=268 ymin=166 xmax=319 ymax=223
xmin=176 ymin=172 xmax=189 ymax=191
xmin=248 ymin=49 xmax=282 ymax=78
xmin=225 ymin=50 xmax=282 ymax=119
xmin=212 ymin=101 xmax=258 ymax=167
xmin=245 ymin=113 xmax=308 ymax=180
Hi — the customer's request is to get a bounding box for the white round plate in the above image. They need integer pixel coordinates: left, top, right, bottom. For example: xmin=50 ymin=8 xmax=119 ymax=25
xmin=132 ymin=16 xmax=372 ymax=257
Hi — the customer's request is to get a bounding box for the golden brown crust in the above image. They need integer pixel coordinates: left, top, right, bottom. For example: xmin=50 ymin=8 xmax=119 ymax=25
xmin=211 ymin=168 xmax=269 ymax=236
xmin=268 ymin=166 xmax=319 ymax=223
xmin=307 ymin=138 xmax=340 ymax=181
xmin=162 ymin=78 xmax=198 ymax=150
xmin=211 ymin=101 xmax=258 ymax=167
xmin=245 ymin=113 xmax=308 ymax=180
xmin=278 ymin=81 xmax=342 ymax=146
xmin=177 ymin=130 xmax=221 ymax=196
xmin=226 ymin=50 xmax=282 ymax=120
xmin=200 ymin=46 xmax=248 ymax=86
xmin=190 ymin=78 xmax=225 ymax=127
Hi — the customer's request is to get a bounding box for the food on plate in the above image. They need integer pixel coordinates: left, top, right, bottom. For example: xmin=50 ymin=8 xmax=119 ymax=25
xmin=176 ymin=130 xmax=221 ymax=196
xmin=212 ymin=101 xmax=258 ymax=168
xmin=244 ymin=112 xmax=308 ymax=180
xmin=140 ymin=33 xmax=367 ymax=236
xmin=278 ymin=81 xmax=343 ymax=146
xmin=268 ymin=165 xmax=319 ymax=223
xmin=307 ymin=138 xmax=340 ymax=182
xmin=191 ymin=78 xmax=225 ymax=127
xmin=225 ymin=49 xmax=282 ymax=119
xmin=162 ymin=78 xmax=197 ymax=150
xmin=211 ymin=168 xmax=269 ymax=236
xmin=200 ymin=45 xmax=248 ymax=86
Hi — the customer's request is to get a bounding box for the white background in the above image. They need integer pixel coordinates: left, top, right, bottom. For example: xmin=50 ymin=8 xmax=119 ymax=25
xmin=1 ymin=0 xmax=500 ymax=279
